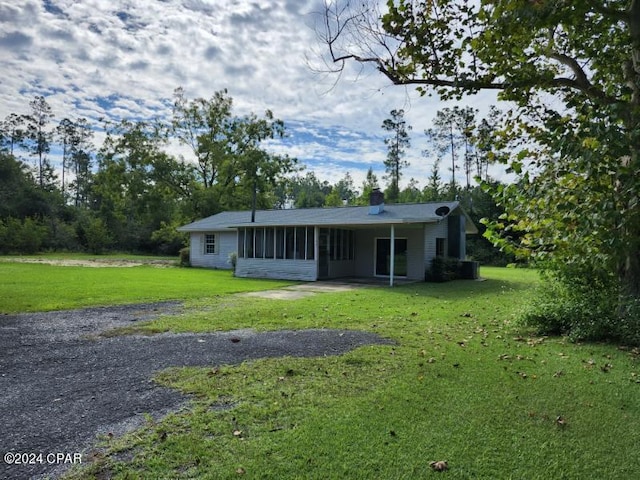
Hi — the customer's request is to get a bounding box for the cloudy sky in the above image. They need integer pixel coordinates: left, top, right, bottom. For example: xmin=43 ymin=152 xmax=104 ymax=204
xmin=0 ymin=0 xmax=501 ymax=190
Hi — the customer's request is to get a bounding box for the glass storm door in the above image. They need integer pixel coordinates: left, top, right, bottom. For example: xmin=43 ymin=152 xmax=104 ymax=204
xmin=375 ymin=238 xmax=407 ymax=276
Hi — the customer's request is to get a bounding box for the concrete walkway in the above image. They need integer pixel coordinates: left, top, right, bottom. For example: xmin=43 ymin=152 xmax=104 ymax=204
xmin=241 ymin=281 xmax=362 ymax=300
xmin=241 ymin=277 xmax=421 ymax=300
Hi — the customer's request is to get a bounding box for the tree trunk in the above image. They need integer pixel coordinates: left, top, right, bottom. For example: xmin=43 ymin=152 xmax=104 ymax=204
xmin=619 ymin=0 xmax=640 ymax=308
xmin=251 ymin=176 xmax=257 ymax=223
xmin=618 ymin=152 xmax=640 ymax=303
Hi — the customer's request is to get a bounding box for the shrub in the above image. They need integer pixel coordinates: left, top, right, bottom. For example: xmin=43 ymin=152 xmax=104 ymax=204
xmin=179 ymin=247 xmax=190 ymax=267
xmin=426 ymin=256 xmax=460 ymax=282
xmin=46 ymin=220 xmax=80 ymax=251
xmin=0 ymin=217 xmax=47 ymax=254
xmin=83 ymin=217 xmax=113 ymax=254
xmin=521 ymin=269 xmax=640 ymax=345
xmin=618 ymin=296 xmax=640 ymax=346
xmin=228 ymin=251 xmax=237 ymax=274
xmin=151 ymin=222 xmax=188 ymax=256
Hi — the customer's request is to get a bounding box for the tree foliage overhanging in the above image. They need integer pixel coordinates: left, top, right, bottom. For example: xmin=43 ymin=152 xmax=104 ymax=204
xmin=321 ymin=0 xmax=640 ymax=343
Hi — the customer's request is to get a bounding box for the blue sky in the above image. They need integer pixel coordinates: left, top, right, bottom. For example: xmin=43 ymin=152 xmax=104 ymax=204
xmin=0 ymin=0 xmax=503 ymax=190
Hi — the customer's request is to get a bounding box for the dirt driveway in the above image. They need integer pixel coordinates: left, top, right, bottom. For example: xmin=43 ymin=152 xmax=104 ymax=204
xmin=0 ymin=302 xmax=392 ymax=479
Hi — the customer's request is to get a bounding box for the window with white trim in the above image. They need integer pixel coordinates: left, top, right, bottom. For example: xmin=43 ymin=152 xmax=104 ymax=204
xmin=204 ymin=234 xmax=217 ymax=254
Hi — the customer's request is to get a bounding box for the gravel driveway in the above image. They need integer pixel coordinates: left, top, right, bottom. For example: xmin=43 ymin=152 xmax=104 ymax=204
xmin=0 ymin=302 xmax=392 ymax=479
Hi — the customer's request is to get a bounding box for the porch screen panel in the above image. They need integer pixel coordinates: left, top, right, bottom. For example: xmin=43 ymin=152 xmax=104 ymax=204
xmin=285 ymin=228 xmax=295 ymax=259
xmin=276 ymin=228 xmax=285 ymax=259
xmin=265 ymin=228 xmax=275 ymax=258
xmin=255 ymin=228 xmax=264 ymax=258
xmin=245 ymin=228 xmax=254 ymax=258
xmin=295 ymin=227 xmax=305 ymax=259
xmin=306 ymin=227 xmax=314 ymax=260
xmin=237 ymin=228 xmax=245 ymax=258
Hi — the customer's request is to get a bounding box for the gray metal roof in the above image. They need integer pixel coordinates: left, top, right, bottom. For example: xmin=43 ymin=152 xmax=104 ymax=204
xmin=178 ymin=201 xmax=478 ymax=233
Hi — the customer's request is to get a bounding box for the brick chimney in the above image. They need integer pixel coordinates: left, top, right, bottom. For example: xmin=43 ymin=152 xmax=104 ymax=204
xmin=368 ymin=188 xmax=384 ymax=215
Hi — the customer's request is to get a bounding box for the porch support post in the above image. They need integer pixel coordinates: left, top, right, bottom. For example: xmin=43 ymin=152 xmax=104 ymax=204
xmin=314 ymin=226 xmax=319 ymax=280
xmin=390 ymin=224 xmax=395 ymax=287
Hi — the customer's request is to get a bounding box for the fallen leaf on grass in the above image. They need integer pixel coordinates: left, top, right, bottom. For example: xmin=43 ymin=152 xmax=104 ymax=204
xmin=555 ymin=416 xmax=567 ymax=428
xmin=236 ymin=467 xmax=246 ymax=475
xmin=429 ymin=460 xmax=449 ymax=471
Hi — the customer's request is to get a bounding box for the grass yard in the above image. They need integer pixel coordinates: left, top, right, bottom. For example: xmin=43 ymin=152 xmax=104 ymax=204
xmin=3 ymin=258 xmax=640 ymax=479
xmin=0 ymin=256 xmax=293 ymax=313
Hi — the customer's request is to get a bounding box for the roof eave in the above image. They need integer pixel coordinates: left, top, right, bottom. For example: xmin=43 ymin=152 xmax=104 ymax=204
xmin=227 ymin=218 xmax=443 ymax=228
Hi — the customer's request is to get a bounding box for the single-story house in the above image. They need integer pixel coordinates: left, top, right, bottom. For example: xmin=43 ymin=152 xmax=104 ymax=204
xmin=178 ymin=190 xmax=478 ymax=285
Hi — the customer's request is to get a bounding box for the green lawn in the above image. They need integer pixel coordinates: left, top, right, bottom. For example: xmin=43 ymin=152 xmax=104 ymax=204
xmin=0 ymin=258 xmax=293 ymax=313
xmin=3 ymin=258 xmax=639 ymax=479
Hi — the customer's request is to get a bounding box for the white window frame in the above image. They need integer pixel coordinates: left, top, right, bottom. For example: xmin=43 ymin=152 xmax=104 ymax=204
xmin=204 ymin=233 xmax=217 ymax=255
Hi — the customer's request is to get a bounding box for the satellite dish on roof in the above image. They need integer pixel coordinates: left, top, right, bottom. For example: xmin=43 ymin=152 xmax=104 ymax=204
xmin=435 ymin=206 xmax=450 ymax=217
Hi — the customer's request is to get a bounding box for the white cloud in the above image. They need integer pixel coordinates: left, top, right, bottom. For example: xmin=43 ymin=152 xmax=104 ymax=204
xmin=0 ymin=0 xmax=509 ymax=192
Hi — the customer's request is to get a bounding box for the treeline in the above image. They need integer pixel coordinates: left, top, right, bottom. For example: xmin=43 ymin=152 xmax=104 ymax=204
xmin=0 ymin=90 xmax=510 ymax=264
xmin=0 ymin=90 xmax=298 ymax=255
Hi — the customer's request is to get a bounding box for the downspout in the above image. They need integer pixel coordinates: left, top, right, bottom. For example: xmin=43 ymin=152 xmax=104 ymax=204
xmin=390 ymin=224 xmax=395 ymax=287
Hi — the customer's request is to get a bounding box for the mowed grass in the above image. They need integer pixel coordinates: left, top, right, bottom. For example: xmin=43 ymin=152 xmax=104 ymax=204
xmin=0 ymin=258 xmax=293 ymax=313
xmin=39 ymin=265 xmax=640 ymax=480
xmin=3 ymin=258 xmax=639 ymax=478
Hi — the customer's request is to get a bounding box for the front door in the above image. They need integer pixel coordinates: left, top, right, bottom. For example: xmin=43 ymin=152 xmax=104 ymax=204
xmin=375 ymin=238 xmax=408 ymax=276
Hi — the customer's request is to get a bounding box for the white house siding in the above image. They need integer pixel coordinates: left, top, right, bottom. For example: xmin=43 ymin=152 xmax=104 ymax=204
xmin=423 ymin=220 xmax=449 ymax=271
xmin=353 ymin=227 xmax=425 ymax=281
xmin=189 ymin=231 xmax=236 ymax=269
xmin=400 ymin=227 xmax=426 ymax=280
xmin=236 ymin=258 xmax=317 ymax=281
